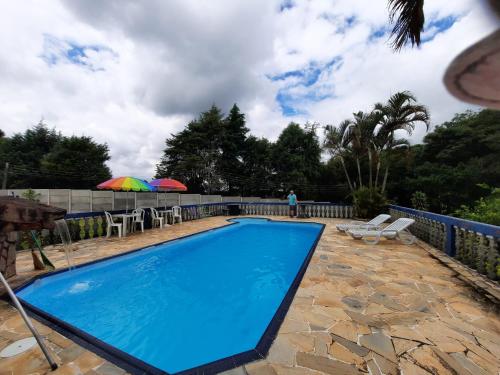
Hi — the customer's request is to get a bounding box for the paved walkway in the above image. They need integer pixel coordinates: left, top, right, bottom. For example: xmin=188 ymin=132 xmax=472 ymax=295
xmin=1 ymin=217 xmax=499 ymax=374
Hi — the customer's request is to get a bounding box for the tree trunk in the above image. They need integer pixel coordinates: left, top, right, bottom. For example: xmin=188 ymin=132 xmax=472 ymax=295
xmin=340 ymin=157 xmax=354 ymax=193
xmin=356 ymin=158 xmax=363 ymax=188
xmin=368 ymin=149 xmax=373 ymax=190
xmin=375 ymin=159 xmax=381 ymax=189
xmin=381 ymin=165 xmax=389 ymax=193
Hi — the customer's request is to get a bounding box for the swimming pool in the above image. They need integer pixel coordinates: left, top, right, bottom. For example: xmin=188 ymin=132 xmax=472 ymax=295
xmin=16 ymin=218 xmax=324 ymax=374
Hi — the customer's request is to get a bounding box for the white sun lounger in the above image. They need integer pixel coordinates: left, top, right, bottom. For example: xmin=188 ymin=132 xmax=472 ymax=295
xmin=347 ymin=218 xmax=416 ymax=245
xmin=336 ymin=214 xmax=391 ymax=232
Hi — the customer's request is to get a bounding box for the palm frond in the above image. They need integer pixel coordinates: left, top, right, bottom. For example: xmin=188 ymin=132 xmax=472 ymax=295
xmin=388 ymin=0 xmax=425 ymax=51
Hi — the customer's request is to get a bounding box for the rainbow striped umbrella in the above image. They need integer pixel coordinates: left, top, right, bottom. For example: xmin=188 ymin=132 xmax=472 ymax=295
xmin=97 ymin=177 xmax=155 ymax=192
xmin=97 ymin=177 xmax=155 ymax=212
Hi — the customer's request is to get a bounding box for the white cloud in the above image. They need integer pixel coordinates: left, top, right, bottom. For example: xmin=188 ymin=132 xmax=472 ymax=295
xmin=0 ymin=0 xmax=497 ymax=180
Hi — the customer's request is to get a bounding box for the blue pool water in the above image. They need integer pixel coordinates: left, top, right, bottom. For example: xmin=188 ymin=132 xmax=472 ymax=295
xmin=17 ymin=218 xmax=323 ymax=373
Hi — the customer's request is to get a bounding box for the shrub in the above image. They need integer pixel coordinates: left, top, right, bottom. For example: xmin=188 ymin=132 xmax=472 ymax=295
xmin=411 ymin=191 xmax=429 ymax=211
xmin=352 ymin=187 xmax=388 ymax=219
xmin=22 ymin=188 xmax=41 ymax=202
xmin=453 ymin=187 xmax=500 ymax=225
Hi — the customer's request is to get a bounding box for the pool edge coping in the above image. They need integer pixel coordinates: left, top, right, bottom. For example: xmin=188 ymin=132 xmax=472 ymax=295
xmin=7 ymin=217 xmax=326 ymax=375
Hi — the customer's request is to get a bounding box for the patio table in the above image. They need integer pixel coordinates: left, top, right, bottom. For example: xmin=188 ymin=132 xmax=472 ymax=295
xmin=112 ymin=213 xmax=135 ymax=237
xmin=157 ymin=209 xmax=173 ymax=226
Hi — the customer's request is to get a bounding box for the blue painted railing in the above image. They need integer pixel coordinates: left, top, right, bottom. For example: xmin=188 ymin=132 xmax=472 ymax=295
xmin=389 ymin=205 xmax=500 ymax=280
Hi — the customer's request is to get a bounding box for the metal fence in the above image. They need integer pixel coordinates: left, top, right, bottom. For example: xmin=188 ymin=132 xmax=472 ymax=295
xmin=21 ymin=202 xmax=352 ymax=250
xmin=0 ymin=189 xmax=291 ymax=213
xmin=389 ymin=205 xmax=500 ymax=281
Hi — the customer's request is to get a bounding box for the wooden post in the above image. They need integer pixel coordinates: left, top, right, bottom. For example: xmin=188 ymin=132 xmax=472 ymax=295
xmin=1 ymin=162 xmax=8 ymax=190
xmin=0 ymin=232 xmax=17 ymax=278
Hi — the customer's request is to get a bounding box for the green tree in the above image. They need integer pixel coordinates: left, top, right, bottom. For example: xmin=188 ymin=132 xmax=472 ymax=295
xmin=220 ymin=104 xmax=249 ymax=194
xmin=41 ymin=136 xmax=112 ymax=188
xmin=240 ymin=136 xmax=273 ymax=196
xmin=271 ymin=123 xmax=321 ymax=196
xmin=0 ymin=122 xmax=62 ymax=187
xmin=323 ymin=124 xmax=354 ymax=192
xmin=388 ymin=0 xmax=425 ymax=51
xmin=406 ymin=109 xmax=500 ymax=213
xmin=156 ymin=105 xmax=225 ymax=194
xmin=0 ymin=122 xmax=112 ymax=189
xmin=454 ymin=186 xmax=500 ymax=226
xmin=0 ymin=129 xmax=4 ymax=138
xmin=340 ymin=112 xmax=381 ymax=189
xmin=374 ymin=91 xmax=429 ymax=192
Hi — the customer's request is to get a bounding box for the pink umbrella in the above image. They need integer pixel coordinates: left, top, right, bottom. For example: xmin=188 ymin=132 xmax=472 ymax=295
xmin=150 ymin=178 xmax=187 ymax=209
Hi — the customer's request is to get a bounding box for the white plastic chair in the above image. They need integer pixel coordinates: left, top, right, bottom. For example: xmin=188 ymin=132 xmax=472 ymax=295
xmin=347 ymin=218 xmax=416 ymax=245
xmin=336 ymin=214 xmax=391 ymax=232
xmin=131 ymin=208 xmax=145 ymax=233
xmin=172 ymin=206 xmax=182 ymax=224
xmin=104 ymin=211 xmax=122 ymax=238
xmin=150 ymin=207 xmax=164 ymax=229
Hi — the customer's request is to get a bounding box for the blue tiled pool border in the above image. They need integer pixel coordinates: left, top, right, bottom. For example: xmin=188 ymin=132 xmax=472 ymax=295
xmin=12 ymin=218 xmax=325 ymax=375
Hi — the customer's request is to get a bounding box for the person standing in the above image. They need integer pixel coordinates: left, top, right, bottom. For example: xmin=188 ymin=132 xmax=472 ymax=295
xmin=287 ymin=190 xmax=298 ymax=218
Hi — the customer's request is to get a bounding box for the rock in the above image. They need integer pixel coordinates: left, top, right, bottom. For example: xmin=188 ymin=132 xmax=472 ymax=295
xmin=311 ymin=305 xmax=351 ymax=321
xmin=359 ymin=332 xmax=397 ymax=363
xmin=368 ymin=292 xmax=407 ymax=312
xmin=448 ymin=302 xmax=484 ymax=319
xmin=389 ymin=325 xmax=431 ymax=344
xmin=279 ymin=319 xmax=309 ymax=334
xmin=219 ymin=366 xmax=250 ymax=375
xmin=296 ymin=352 xmax=363 ymax=375
xmin=476 ymin=337 xmax=500 ymax=358
xmin=327 ymin=263 xmax=351 ymax=270
xmin=366 ymin=359 xmax=383 ymax=375
xmin=341 ymin=297 xmax=365 ymax=311
xmin=392 ymin=338 xmax=420 ymax=356
xmin=267 ymin=336 xmax=296 ymax=366
xmin=58 ymin=344 xmax=85 ymax=363
xmin=466 ymin=350 xmax=498 ymax=374
xmin=282 ymin=333 xmax=314 ymax=353
xmin=344 ymin=310 xmax=386 ymax=328
xmin=330 ymin=334 xmax=369 ymax=357
xmin=410 ymin=346 xmax=454 ymax=375
xmin=329 ymin=321 xmax=367 ymax=342
xmin=245 ymin=361 xmax=277 ymax=375
xmin=271 ymin=364 xmax=318 ymax=375
xmin=367 ymin=352 xmax=398 ymax=375
xmin=432 ymin=340 xmax=466 ymax=353
xmin=399 ymin=357 xmax=432 ymax=374
xmin=95 ymin=362 xmax=126 ymax=375
xmin=311 ymin=332 xmax=332 ymax=356
xmin=303 ymin=311 xmax=335 ymax=330
xmin=430 ymin=347 xmax=474 ymax=375
xmin=329 ymin=342 xmax=365 ymax=367
xmin=450 ymin=352 xmax=489 ymax=375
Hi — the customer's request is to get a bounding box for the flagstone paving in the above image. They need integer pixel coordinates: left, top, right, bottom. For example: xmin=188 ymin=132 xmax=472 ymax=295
xmin=1 ymin=216 xmax=499 ymax=374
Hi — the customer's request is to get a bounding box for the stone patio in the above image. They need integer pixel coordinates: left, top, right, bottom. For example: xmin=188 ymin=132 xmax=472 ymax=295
xmin=1 ymin=216 xmax=499 ymax=375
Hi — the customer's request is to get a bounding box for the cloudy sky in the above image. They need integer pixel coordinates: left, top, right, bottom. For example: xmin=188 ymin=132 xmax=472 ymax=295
xmin=0 ymin=0 xmax=497 ymax=178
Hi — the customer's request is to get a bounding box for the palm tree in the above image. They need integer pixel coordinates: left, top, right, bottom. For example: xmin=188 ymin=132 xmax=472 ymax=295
xmin=323 ymin=124 xmax=355 ymax=193
xmin=342 ymin=111 xmax=379 ymax=189
xmin=374 ymin=91 xmax=430 ymax=192
xmin=388 ymin=0 xmax=425 ymax=51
